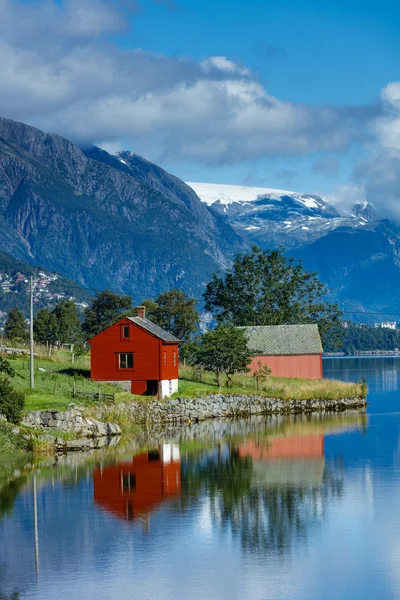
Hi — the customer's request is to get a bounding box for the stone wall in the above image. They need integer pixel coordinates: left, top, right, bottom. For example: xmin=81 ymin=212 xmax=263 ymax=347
xmin=21 ymin=405 xmax=121 ymax=438
xmin=91 ymin=393 xmax=367 ymax=424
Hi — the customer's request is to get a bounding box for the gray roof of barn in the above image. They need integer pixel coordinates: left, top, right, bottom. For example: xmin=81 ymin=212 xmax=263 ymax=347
xmin=127 ymin=316 xmax=181 ymax=343
xmin=241 ymin=324 xmax=323 ymax=356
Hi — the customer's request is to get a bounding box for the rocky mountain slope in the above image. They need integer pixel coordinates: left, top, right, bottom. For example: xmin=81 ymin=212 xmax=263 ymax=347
xmin=0 ymin=118 xmax=244 ymax=302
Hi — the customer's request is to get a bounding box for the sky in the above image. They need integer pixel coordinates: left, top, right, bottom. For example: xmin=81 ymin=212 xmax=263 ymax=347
xmin=1 ymin=0 xmax=400 ymax=211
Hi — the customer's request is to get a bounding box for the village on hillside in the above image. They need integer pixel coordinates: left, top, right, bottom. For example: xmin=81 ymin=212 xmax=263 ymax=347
xmin=0 ymin=270 xmax=89 ymax=330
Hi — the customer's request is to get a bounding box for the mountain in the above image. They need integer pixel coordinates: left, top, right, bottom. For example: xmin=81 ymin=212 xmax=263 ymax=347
xmin=188 ymin=182 xmax=374 ymax=249
xmin=291 ymin=220 xmax=400 ymax=318
xmin=188 ymin=182 xmax=400 ymax=318
xmin=0 ymin=118 xmax=244 ymax=302
xmin=1 ymin=115 xmax=399 ymax=319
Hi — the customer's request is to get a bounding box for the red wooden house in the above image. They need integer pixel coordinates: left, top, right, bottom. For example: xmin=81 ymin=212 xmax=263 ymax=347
xmin=88 ymin=306 xmax=180 ymax=398
xmin=242 ymin=324 xmax=323 ymax=379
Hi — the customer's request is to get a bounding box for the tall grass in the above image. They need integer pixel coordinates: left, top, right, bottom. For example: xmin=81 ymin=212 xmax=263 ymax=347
xmin=175 ymin=366 xmax=366 ymax=401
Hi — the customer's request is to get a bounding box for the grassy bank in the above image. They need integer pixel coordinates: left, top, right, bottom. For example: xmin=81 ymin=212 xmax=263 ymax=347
xmin=8 ymin=346 xmax=136 ymax=410
xmin=174 ymin=366 xmax=366 ymax=401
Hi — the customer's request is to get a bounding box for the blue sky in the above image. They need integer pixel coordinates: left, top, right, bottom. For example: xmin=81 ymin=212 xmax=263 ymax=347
xmin=1 ymin=0 xmax=400 ymax=206
xmin=129 ymin=0 xmax=400 ymax=195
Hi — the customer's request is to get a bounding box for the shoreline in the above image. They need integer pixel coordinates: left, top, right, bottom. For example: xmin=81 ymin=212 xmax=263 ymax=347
xmin=5 ymin=392 xmax=368 ymax=456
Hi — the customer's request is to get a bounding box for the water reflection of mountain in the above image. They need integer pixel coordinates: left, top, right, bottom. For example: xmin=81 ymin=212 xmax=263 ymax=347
xmin=93 ymin=444 xmax=181 ymax=521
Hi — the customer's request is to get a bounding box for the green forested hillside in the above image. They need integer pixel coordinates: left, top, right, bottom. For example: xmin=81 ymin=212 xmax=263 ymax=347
xmin=328 ymin=325 xmax=400 ymax=354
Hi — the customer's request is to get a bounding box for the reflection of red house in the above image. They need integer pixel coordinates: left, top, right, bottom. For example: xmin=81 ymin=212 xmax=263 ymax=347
xmin=238 ymin=435 xmax=324 ymax=461
xmin=93 ymin=445 xmax=181 ymax=521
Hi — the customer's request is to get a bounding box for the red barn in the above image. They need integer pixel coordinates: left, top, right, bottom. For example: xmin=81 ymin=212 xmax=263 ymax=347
xmin=243 ymin=324 xmax=323 ymax=379
xmin=88 ymin=306 xmax=180 ymax=398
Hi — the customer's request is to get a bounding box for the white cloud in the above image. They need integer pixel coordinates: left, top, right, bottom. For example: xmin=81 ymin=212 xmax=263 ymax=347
xmin=0 ymin=0 xmax=386 ymax=168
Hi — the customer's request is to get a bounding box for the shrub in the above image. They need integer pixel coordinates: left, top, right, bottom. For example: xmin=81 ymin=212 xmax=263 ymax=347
xmin=0 ymin=377 xmax=25 ymax=424
xmin=0 ymin=357 xmax=15 ymax=378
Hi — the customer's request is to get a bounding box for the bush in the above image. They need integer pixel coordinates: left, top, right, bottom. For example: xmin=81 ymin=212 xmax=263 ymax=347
xmin=0 ymin=357 xmax=15 ymax=378
xmin=0 ymin=377 xmax=25 ymax=424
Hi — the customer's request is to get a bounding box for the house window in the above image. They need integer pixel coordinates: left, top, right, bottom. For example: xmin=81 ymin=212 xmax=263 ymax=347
xmin=173 ymin=351 xmax=177 ymax=367
xmin=122 ymin=473 xmax=136 ymax=491
xmin=119 ymin=353 xmax=134 ymax=369
xmin=121 ymin=325 xmax=130 ymax=340
xmin=164 ymin=351 xmax=167 ymax=367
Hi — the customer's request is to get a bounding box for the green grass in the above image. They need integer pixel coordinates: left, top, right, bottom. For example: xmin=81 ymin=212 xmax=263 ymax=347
xmin=7 ymin=348 xmax=136 ymax=411
xmin=174 ymin=366 xmax=366 ymax=401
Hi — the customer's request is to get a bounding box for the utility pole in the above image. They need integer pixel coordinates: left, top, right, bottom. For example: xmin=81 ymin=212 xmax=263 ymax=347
xmin=30 ymin=276 xmax=34 ymax=389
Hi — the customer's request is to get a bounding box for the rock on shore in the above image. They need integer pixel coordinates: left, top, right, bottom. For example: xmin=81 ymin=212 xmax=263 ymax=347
xmin=21 ymin=404 xmax=121 ymax=438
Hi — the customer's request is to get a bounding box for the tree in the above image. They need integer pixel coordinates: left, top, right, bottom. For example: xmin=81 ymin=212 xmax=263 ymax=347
xmin=204 ymin=246 xmax=343 ymax=349
xmin=142 ymin=289 xmax=199 ymax=342
xmin=33 ymin=308 xmax=58 ymax=345
xmin=83 ymin=291 xmax=133 ymax=338
xmin=194 ymin=324 xmax=251 ymax=386
xmin=0 ymin=377 xmax=25 ymax=423
xmin=53 ymin=300 xmax=82 ymax=344
xmin=253 ymin=360 xmax=271 ymax=391
xmin=4 ymin=309 xmax=27 ymax=342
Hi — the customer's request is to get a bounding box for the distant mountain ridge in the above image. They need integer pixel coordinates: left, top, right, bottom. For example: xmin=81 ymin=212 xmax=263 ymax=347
xmin=188 ymin=181 xmax=375 ymax=249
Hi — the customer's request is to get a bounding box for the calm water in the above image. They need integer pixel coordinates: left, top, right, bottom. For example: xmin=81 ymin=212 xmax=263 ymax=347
xmin=2 ymin=358 xmax=400 ymax=599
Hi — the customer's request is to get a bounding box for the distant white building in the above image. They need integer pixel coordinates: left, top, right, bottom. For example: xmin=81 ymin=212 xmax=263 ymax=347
xmin=374 ymin=321 xmax=397 ymax=330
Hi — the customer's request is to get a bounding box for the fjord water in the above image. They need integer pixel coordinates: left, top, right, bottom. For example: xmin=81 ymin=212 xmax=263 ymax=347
xmin=2 ymin=358 xmax=400 ymax=600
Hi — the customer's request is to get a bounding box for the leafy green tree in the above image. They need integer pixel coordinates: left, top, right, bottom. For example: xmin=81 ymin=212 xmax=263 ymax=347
xmin=53 ymin=300 xmax=82 ymax=344
xmin=83 ymin=291 xmax=133 ymax=338
xmin=4 ymin=309 xmax=27 ymax=342
xmin=142 ymin=289 xmax=199 ymax=342
xmin=33 ymin=308 xmax=58 ymax=345
xmin=194 ymin=324 xmax=251 ymax=386
xmin=204 ymin=246 xmax=343 ymax=349
xmin=0 ymin=377 xmax=25 ymax=423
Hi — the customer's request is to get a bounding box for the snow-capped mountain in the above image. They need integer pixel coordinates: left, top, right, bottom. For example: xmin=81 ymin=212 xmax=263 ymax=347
xmin=187 ymin=182 xmax=375 ymax=249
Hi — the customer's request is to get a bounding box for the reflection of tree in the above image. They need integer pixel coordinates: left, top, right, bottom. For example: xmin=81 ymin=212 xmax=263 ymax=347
xmin=0 ymin=593 xmax=20 ymax=600
xmin=0 ymin=477 xmax=26 ymax=520
xmin=181 ymin=448 xmax=344 ymax=557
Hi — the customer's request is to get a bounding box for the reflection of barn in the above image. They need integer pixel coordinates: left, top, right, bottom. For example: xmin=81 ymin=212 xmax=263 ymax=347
xmin=93 ymin=444 xmax=181 ymax=521
xmin=238 ymin=435 xmax=325 ymax=486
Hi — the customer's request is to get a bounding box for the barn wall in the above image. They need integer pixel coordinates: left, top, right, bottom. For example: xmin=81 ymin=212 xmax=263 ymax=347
xmin=249 ymin=354 xmax=323 ymax=379
xmin=90 ymin=319 xmax=160 ymax=382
